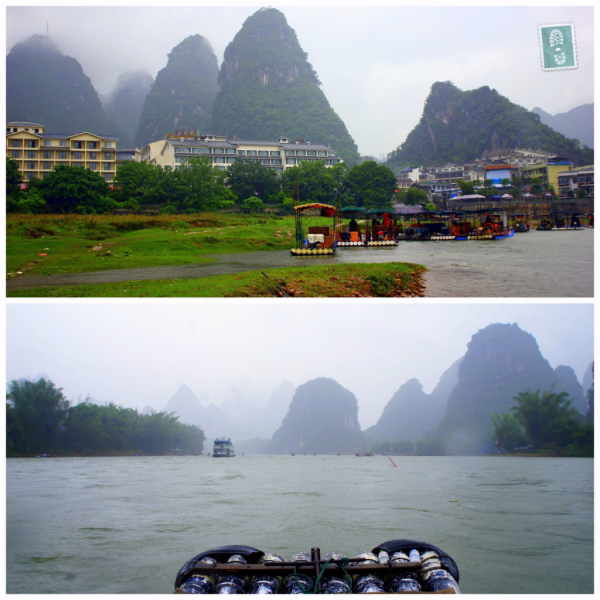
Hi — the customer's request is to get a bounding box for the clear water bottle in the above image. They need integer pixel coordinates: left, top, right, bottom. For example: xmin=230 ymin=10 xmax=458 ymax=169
xmin=387 ymin=573 xmax=421 ymax=593
xmin=354 ymin=574 xmax=385 ymax=593
xmin=250 ymin=553 xmax=284 ymax=594
xmin=216 ymin=555 xmax=249 ymax=594
xmin=409 ymin=549 xmax=421 ymax=564
xmin=319 ymin=552 xmax=350 ymax=594
xmin=179 ymin=574 xmax=215 ymax=594
xmin=378 ymin=550 xmax=389 ymax=565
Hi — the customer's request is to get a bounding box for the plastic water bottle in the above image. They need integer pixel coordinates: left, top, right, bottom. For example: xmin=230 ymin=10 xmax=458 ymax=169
xmin=378 ymin=550 xmax=389 ymax=565
xmin=179 ymin=574 xmax=215 ymax=594
xmin=409 ymin=549 xmax=421 ymax=564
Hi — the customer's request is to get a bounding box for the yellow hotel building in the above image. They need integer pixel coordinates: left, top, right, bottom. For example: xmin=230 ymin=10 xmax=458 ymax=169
xmin=6 ymin=121 xmax=118 ymax=182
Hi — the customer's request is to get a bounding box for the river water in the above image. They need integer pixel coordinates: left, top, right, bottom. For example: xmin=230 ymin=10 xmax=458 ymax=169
xmin=6 ymin=455 xmax=593 ymax=594
xmin=7 ymin=228 xmax=593 ymax=297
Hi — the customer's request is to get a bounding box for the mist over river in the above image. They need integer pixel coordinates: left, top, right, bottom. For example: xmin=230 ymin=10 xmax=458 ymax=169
xmin=6 ymin=455 xmax=593 ymax=594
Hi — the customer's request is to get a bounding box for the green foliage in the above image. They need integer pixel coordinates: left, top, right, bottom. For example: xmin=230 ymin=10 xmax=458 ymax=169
xmin=6 ymin=157 xmax=23 ymax=198
xmin=564 ymin=422 xmax=593 ymax=457
xmin=512 ymin=175 xmax=522 ymax=186
xmin=404 ymin=187 xmax=428 ymax=206
xmin=281 ymin=160 xmax=338 ymax=204
xmin=6 ymin=377 xmax=205 ymax=456
xmin=366 ymin=273 xmax=395 ymax=296
xmin=242 ymin=196 xmax=265 ymax=211
xmin=7 ymin=378 xmax=69 ymax=454
xmin=415 ymin=436 xmax=443 ymax=455
xmin=511 ymin=389 xmax=582 ymax=448
xmin=225 ymin=159 xmax=279 ymax=202
xmin=344 ymin=161 xmax=396 ymax=209
xmin=577 ymin=187 xmax=587 ymax=198
xmin=371 ymin=439 xmax=414 ymax=454
xmin=39 ymin=165 xmax=109 ymax=213
xmin=135 ymin=35 xmax=218 ymax=147
xmin=530 ymin=177 xmax=543 ymax=195
xmin=490 ymin=412 xmax=526 ymax=451
xmin=114 ymin=160 xmax=167 ymax=204
xmin=209 ymin=9 xmax=359 ymax=166
xmin=425 ymin=202 xmax=437 ymax=211
xmin=457 ymin=180 xmax=475 ymax=195
xmin=386 ymin=81 xmax=594 ymax=169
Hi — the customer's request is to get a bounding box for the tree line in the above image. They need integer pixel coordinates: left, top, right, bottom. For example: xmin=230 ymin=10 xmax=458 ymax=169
xmin=6 ymin=156 xmax=398 ymax=215
xmin=6 ymin=378 xmax=206 ymax=456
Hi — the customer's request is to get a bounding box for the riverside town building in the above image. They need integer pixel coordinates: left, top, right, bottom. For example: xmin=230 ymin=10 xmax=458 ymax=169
xmin=6 ymin=121 xmax=118 ymax=182
xmin=141 ymin=133 xmax=343 ymax=173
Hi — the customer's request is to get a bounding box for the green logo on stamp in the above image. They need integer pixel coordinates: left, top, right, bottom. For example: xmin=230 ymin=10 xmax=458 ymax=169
xmin=539 ymin=23 xmax=578 ymax=71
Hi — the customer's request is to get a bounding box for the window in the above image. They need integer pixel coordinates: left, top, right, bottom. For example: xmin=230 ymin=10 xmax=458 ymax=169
xmin=217 ymin=166 xmax=226 ymax=171
xmin=27 ymin=162 xmax=36 ymax=169
xmin=180 ymin=147 xmax=192 ymax=153
xmin=104 ymin=173 xmax=112 ymax=181
xmin=104 ymin=152 xmax=112 ymax=160
xmin=58 ymin=162 xmax=67 ymax=166
xmin=11 ymin=150 xmax=19 ymax=159
xmin=73 ymin=162 xmax=82 ymax=167
xmin=74 ymin=141 xmax=82 ymax=149
xmin=89 ymin=162 xmax=97 ymax=170
xmin=261 ymin=159 xmax=270 ymax=165
xmin=213 ymin=157 xmax=226 ymax=163
xmin=90 ymin=152 xmax=97 ymax=160
xmin=59 ymin=151 xmax=67 ymax=160
xmin=27 ymin=140 xmax=36 ymax=148
xmin=296 ymin=150 xmax=306 ymax=156
xmin=104 ymin=163 xmax=112 ymax=170
xmin=307 ymin=150 xmax=317 ymax=156
xmin=237 ymin=150 xmax=245 ymax=155
xmin=73 ymin=152 xmax=82 ymax=160
xmin=43 ymin=162 xmax=51 ymax=170
xmin=12 ymin=140 xmax=21 ymax=148
xmin=286 ymin=158 xmax=296 ymax=165
xmin=227 ymin=157 xmax=237 ymax=163
xmin=270 ymin=151 xmax=280 ymax=156
xmin=273 ymin=167 xmax=283 ymax=174
xmin=27 ymin=151 xmax=36 ymax=159
xmin=34 ymin=129 xmax=39 ymax=133
xmin=285 ymin=150 xmax=294 ymax=156
xmin=104 ymin=142 xmax=112 ymax=148
xmin=44 ymin=140 xmax=51 ymax=146
xmin=27 ymin=172 xmax=36 ymax=180
xmin=318 ymin=151 xmax=327 ymax=157
xmin=258 ymin=151 xmax=269 ymax=156
xmin=224 ymin=148 xmax=236 ymax=154
xmin=89 ymin=142 xmax=97 ymax=149
xmin=59 ymin=140 xmax=67 ymax=147
xmin=272 ymin=159 xmax=282 ymax=165
xmin=194 ymin=148 xmax=210 ymax=154
xmin=247 ymin=150 xmax=257 ymax=156
xmin=43 ymin=151 xmax=52 ymax=159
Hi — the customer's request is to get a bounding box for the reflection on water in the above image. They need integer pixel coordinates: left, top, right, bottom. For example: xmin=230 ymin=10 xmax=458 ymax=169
xmin=6 ymin=456 xmax=593 ymax=594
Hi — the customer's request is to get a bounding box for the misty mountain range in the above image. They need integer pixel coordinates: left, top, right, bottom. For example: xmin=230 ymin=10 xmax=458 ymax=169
xmin=138 ymin=323 xmax=592 ymax=455
xmin=6 ymin=8 xmax=592 ymax=163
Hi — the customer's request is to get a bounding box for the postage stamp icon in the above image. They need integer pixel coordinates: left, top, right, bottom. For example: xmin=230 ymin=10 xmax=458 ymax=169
xmin=539 ymin=23 xmax=578 ymax=71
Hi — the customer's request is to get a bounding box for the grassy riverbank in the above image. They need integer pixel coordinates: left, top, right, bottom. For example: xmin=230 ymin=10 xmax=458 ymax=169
xmin=8 ymin=262 xmax=426 ymax=298
xmin=7 ymin=213 xmax=297 ymax=277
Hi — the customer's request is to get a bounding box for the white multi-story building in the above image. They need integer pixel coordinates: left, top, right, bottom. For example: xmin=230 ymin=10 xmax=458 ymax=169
xmin=141 ymin=133 xmax=343 ymax=173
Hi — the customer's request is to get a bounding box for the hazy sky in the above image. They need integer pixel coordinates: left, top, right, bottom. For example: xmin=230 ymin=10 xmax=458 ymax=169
xmin=6 ymin=302 xmax=593 ymax=430
xmin=6 ymin=4 xmax=594 ymax=157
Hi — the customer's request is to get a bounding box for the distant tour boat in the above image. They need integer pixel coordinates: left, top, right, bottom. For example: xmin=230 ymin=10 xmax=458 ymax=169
xmin=213 ymin=438 xmax=236 ymax=458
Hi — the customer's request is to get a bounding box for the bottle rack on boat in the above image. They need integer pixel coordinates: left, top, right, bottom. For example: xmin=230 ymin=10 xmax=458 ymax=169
xmin=174 ymin=539 xmax=460 ymax=594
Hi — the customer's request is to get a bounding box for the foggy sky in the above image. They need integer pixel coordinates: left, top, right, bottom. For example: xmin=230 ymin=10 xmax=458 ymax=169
xmin=6 ymin=4 xmax=594 ymax=158
xmin=6 ymin=303 xmax=593 ymax=431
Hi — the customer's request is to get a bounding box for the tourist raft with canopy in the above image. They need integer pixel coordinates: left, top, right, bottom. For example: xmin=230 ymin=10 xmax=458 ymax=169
xmin=174 ymin=539 xmax=461 ymax=594
xmin=400 ymin=210 xmax=513 ymax=241
xmin=335 ymin=207 xmax=398 ymax=247
xmin=290 ymin=203 xmax=337 ymax=256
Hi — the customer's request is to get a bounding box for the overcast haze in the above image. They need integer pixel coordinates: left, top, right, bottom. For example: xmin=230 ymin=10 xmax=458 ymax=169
xmin=6 ymin=4 xmax=594 ymax=158
xmin=6 ymin=303 xmax=593 ymax=431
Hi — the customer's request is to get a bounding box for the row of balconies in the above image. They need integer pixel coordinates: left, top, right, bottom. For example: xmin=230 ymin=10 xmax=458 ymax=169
xmin=8 ymin=140 xmax=114 ymax=149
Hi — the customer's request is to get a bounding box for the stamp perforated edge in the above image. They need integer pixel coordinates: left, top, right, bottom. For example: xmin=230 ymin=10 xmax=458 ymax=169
xmin=538 ymin=22 xmax=578 ymax=72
